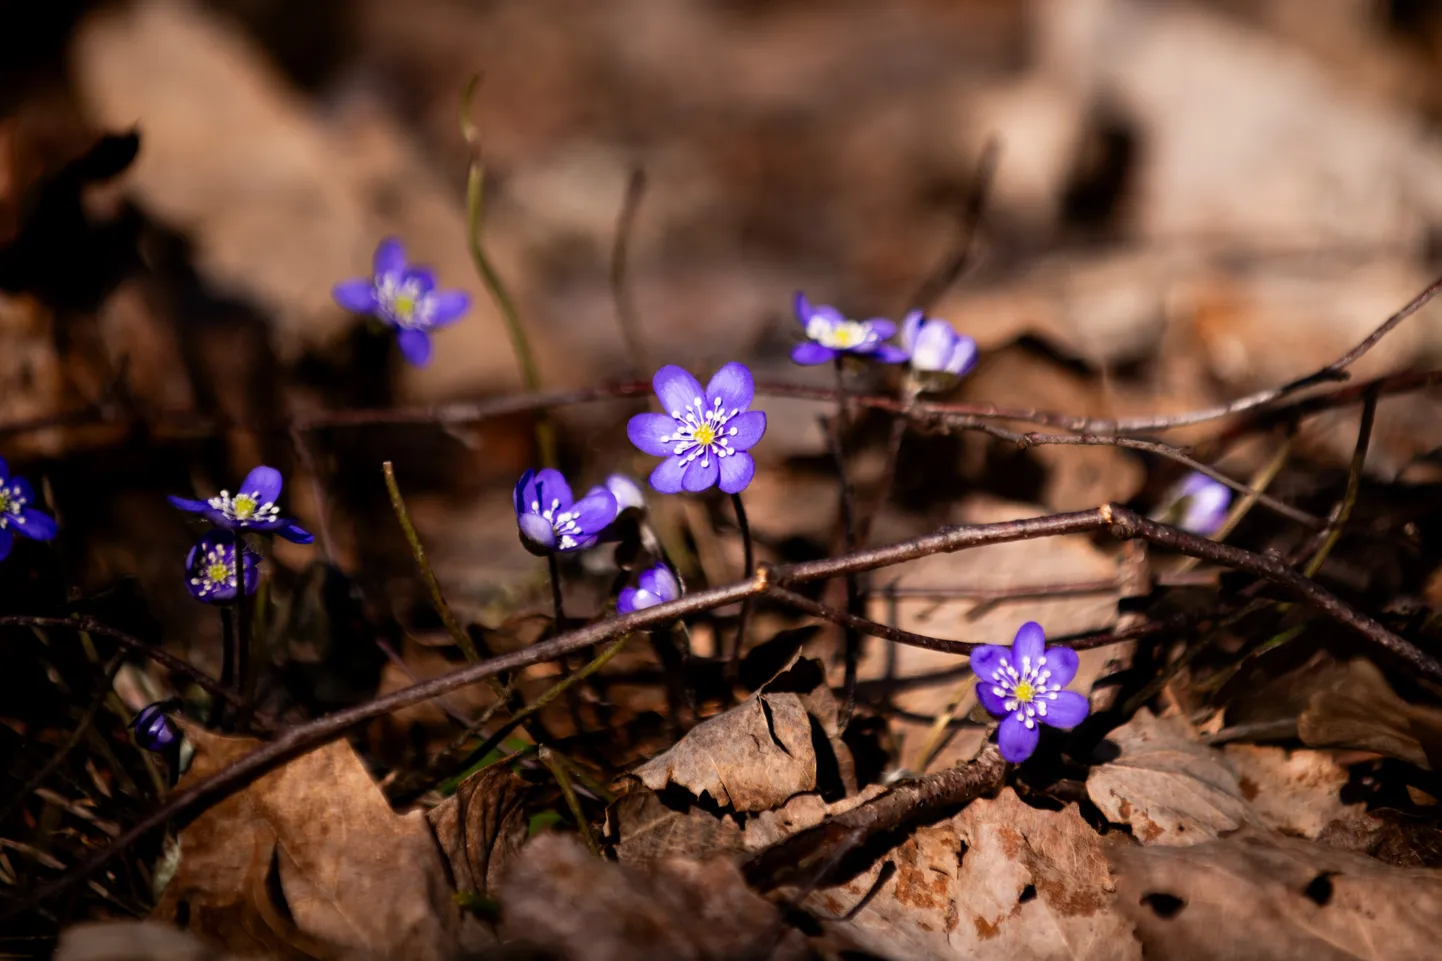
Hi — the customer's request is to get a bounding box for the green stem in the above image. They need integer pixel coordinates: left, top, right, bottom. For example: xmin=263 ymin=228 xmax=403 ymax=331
xmin=727 ymin=493 xmax=755 ymax=681
xmin=540 ymin=745 xmax=600 ymax=855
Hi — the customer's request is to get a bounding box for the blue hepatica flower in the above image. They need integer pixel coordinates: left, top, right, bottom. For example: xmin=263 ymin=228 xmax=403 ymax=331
xmin=618 ymin=562 xmax=682 ymax=614
xmin=791 ymin=292 xmax=908 ymax=366
xmin=168 ymin=466 xmax=313 ymax=544
xmin=899 ymin=310 xmax=978 ymax=377
xmin=332 ymin=237 xmax=469 ymax=367
xmin=0 ymin=458 xmax=57 ymax=561
xmin=132 ymin=702 xmax=179 ymax=751
xmin=514 ymin=469 xmax=618 ymax=555
xmin=1160 ymin=472 xmax=1232 ymax=537
xmin=185 ymin=531 xmax=261 ymax=604
xmin=972 ymin=621 xmax=1090 ymax=764
xmin=627 ymin=362 xmax=767 ymax=494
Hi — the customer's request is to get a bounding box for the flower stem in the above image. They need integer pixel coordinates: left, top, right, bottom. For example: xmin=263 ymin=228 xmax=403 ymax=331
xmin=219 ymin=605 xmax=235 ymax=693
xmin=547 ymin=551 xmax=586 ymax=735
xmin=462 ymin=77 xmax=556 ymax=468
xmin=728 ymin=492 xmax=755 ymax=679
xmin=830 ymin=359 xmax=862 ymax=729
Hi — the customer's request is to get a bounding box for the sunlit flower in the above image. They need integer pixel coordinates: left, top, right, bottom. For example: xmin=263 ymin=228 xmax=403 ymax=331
xmin=972 ymin=621 xmax=1089 ymax=763
xmin=627 ymin=362 xmax=767 ymax=494
xmin=185 ymin=532 xmax=260 ymax=604
xmin=514 ymin=469 xmax=618 ymax=555
xmin=790 ymin=292 xmax=908 ymax=366
xmin=332 ymin=237 xmax=470 ymax=367
xmin=899 ymin=310 xmax=977 ymax=377
xmin=618 ymin=562 xmax=681 ymax=614
xmin=0 ymin=458 xmax=57 ymax=561
xmin=1158 ymin=472 xmax=1232 ymax=537
xmin=605 ymin=474 xmax=647 ymax=513
xmin=168 ymin=466 xmax=313 ymax=544
xmin=132 ymin=702 xmax=179 ymax=751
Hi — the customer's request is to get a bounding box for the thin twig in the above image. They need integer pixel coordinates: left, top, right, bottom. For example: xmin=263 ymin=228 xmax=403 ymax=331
xmin=1303 ymin=389 xmax=1379 ymax=578
xmin=540 ymin=746 xmax=600 ymax=856
xmin=610 ymin=166 xmax=651 ymax=374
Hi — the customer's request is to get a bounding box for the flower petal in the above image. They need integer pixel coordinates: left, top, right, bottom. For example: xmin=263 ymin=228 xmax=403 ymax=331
xmin=570 ymin=489 xmax=618 ymax=534
xmin=653 ymin=365 xmax=706 ymax=418
xmin=332 ymin=279 xmax=377 ymax=314
xmin=946 ymin=336 xmax=979 ymax=376
xmin=725 ymin=411 xmax=767 ymax=452
xmin=968 ymin=644 xmax=1009 ymax=684
xmin=1012 ymin=621 xmax=1046 ymax=666
xmin=0 ymin=457 xmax=9 ymax=481
xmin=403 ymin=267 xmax=436 ymax=294
xmin=683 ymin=456 xmax=720 ymax=492
xmin=617 ymin=587 xmax=641 ymax=614
xmin=605 ymin=474 xmax=646 ymax=512
xmin=374 ymin=237 xmax=406 ymax=278
xmin=811 ymin=304 xmax=847 ymax=326
xmin=13 ymin=477 xmax=35 ymax=503
xmin=864 ymin=318 xmax=897 ymax=339
xmin=513 ymin=470 xmax=535 ymax=514
xmin=277 ymin=523 xmax=314 ymax=544
xmin=717 ymin=452 xmax=755 ymax=494
xmin=397 ymin=329 xmax=433 ymax=366
xmin=912 ymin=320 xmax=955 ymax=372
xmin=1042 ymin=645 xmax=1079 ymax=688
xmin=239 ymin=466 xmax=283 ymax=505
xmin=644 ymin=564 xmax=680 ymax=603
xmin=706 ymin=362 xmax=755 ymax=411
xmin=998 ymin=713 xmax=1041 ymax=763
xmin=518 ymin=512 xmax=557 ymax=554
xmin=976 ymin=682 xmax=1010 ymax=718
xmin=530 ymin=469 xmax=574 ymax=512
xmin=628 ymin=413 xmax=679 ymax=457
xmin=19 ymin=508 xmax=56 ymax=541
xmin=791 ymin=342 xmax=836 ymax=365
xmin=1041 ymin=690 xmax=1089 ymax=730
xmin=426 ymin=290 xmax=469 ymax=327
xmin=168 ymin=495 xmax=209 ymax=514
xmin=899 ymin=310 xmax=923 ymax=352
xmin=793 ymin=290 xmax=814 ymax=328
xmin=649 ymin=456 xmax=687 ymax=494
xmin=0 ymin=527 xmax=13 ymax=561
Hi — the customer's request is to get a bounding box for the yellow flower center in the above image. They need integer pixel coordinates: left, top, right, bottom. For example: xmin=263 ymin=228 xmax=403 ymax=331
xmin=207 ymin=562 xmax=232 ymax=584
xmin=231 ymin=494 xmax=257 ymax=520
xmin=1012 ymin=679 xmax=1035 ymax=703
xmin=693 ymin=424 xmax=716 ymax=447
xmin=393 ymin=294 xmax=416 ymax=320
xmin=831 ymin=323 xmax=865 ymax=347
xmin=0 ymin=491 xmax=9 ymax=514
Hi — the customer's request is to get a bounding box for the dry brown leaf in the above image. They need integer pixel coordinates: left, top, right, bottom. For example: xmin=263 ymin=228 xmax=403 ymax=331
xmin=630 ymin=691 xmax=817 ymax=812
xmin=152 ymin=726 xmax=459 ymax=961
xmin=820 ymin=787 xmax=1139 ymax=960
xmin=1111 ymin=829 xmax=1442 ymax=961
xmin=499 ymin=833 xmax=804 ymax=961
xmin=604 ymin=788 xmax=744 ymax=865
xmin=1298 ymin=659 xmax=1442 ymax=770
xmin=1223 ymin=744 xmax=1363 ymax=840
xmin=1088 ymin=709 xmax=1257 ymax=845
xmin=56 ymin=921 xmax=260 ymax=961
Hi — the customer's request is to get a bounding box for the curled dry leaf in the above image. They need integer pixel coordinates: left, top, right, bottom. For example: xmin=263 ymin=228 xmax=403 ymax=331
xmin=151 ymin=725 xmax=459 ymax=961
xmin=1088 ymin=709 xmax=1258 ymax=845
xmin=1298 ymin=658 xmax=1442 ymax=771
xmin=820 ymin=788 xmax=1140 ymax=961
xmin=500 ymin=833 xmax=806 ymax=961
xmin=630 ymin=691 xmax=817 ymax=812
xmin=1111 ymin=829 xmax=1442 ymax=961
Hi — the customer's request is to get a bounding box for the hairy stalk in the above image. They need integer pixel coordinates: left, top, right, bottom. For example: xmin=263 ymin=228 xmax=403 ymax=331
xmin=830 ymin=360 xmax=863 ymax=728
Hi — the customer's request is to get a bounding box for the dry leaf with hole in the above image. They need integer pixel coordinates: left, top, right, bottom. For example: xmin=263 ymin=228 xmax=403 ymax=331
xmin=1111 ymin=829 xmax=1442 ymax=961
xmin=500 ymin=833 xmax=805 ymax=961
xmin=1298 ymin=658 xmax=1442 ymax=770
xmin=1088 ymin=709 xmax=1257 ymax=845
xmin=820 ymin=788 xmax=1140 ymax=960
xmin=151 ymin=726 xmax=458 ymax=961
xmin=630 ymin=691 xmax=817 ymax=812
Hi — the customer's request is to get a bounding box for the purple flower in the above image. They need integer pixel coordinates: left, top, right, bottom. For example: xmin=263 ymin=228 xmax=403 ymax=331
xmin=899 ymin=310 xmax=978 ymax=376
xmin=132 ymin=703 xmax=179 ymax=751
xmin=790 ymin=292 xmax=908 ymax=366
xmin=185 ymin=532 xmax=261 ymax=604
xmin=168 ymin=466 xmax=313 ymax=544
xmin=972 ymin=622 xmax=1090 ymax=764
xmin=1160 ymin=472 xmax=1232 ymax=537
xmin=627 ymin=363 xmax=767 ymax=494
xmin=0 ymin=458 xmax=57 ymax=561
xmin=605 ymin=474 xmax=647 ymax=513
xmin=514 ymin=469 xmax=618 ymax=555
xmin=618 ymin=563 xmax=681 ymax=614
xmin=332 ymin=237 xmax=469 ymax=367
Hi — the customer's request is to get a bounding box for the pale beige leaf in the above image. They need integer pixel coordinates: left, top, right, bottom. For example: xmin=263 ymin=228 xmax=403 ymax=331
xmin=1224 ymin=744 xmax=1364 ymax=839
